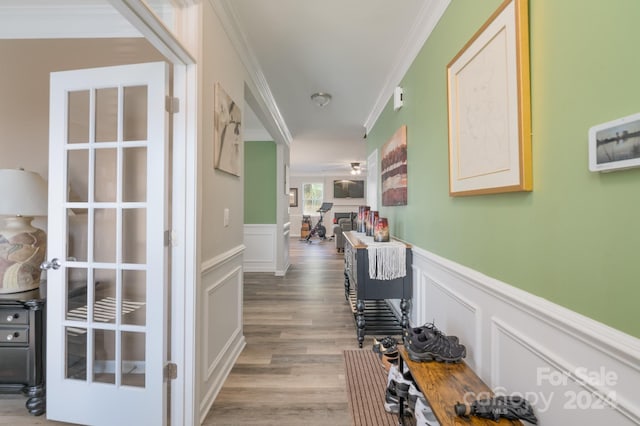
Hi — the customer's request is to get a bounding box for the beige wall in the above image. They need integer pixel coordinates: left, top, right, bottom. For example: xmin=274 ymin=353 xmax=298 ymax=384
xmin=200 ymin=7 xmax=246 ymax=260
xmin=0 ymin=38 xmax=164 ymax=178
xmin=0 ymin=38 xmax=165 ymax=362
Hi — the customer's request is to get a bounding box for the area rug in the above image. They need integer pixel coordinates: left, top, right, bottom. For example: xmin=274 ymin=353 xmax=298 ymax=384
xmin=343 ymin=349 xmax=398 ymax=426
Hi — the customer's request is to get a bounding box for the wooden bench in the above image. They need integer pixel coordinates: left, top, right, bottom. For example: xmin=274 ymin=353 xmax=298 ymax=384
xmin=397 ymin=345 xmax=523 ymax=425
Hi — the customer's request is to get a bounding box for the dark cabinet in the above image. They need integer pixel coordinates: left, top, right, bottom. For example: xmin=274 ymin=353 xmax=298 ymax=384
xmin=0 ymin=287 xmax=46 ymax=416
xmin=343 ymin=231 xmax=412 ymax=347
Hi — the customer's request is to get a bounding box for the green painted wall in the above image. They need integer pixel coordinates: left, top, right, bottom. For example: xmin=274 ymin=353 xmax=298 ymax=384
xmin=367 ymin=0 xmax=640 ymax=337
xmin=244 ymin=141 xmax=277 ymax=224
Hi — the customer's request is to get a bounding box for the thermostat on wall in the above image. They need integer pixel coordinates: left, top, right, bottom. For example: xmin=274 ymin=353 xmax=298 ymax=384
xmin=394 ymin=86 xmax=404 ymax=111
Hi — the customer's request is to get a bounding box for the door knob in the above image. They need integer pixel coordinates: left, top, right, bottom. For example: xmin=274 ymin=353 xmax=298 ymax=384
xmin=41 ymin=258 xmax=62 ymax=270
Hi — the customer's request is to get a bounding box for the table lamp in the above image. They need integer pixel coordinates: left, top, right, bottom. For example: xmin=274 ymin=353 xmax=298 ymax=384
xmin=0 ymin=168 xmax=48 ymax=294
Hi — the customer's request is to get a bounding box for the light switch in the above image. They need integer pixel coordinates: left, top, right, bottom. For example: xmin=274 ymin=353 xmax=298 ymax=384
xmin=224 ymin=208 xmax=229 ymax=227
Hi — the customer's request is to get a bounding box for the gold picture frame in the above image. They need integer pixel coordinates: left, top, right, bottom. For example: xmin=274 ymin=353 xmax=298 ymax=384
xmin=446 ymin=0 xmax=532 ymax=196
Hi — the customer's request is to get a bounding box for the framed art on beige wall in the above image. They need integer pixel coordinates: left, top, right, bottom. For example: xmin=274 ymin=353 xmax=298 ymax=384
xmin=446 ymin=0 xmax=532 ymax=196
xmin=214 ymin=82 xmax=242 ymax=176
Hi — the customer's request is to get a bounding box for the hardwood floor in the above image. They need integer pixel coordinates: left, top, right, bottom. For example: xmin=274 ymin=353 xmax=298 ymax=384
xmin=0 ymin=237 xmax=368 ymax=425
xmin=203 ymin=237 xmax=370 ymax=426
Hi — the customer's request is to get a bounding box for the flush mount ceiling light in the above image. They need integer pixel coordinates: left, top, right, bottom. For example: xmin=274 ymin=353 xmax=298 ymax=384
xmin=311 ymin=92 xmax=332 ymax=107
xmin=350 ymin=162 xmax=362 ymax=175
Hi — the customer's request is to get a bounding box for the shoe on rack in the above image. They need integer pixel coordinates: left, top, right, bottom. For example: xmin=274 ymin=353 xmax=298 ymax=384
xmin=381 ymin=350 xmax=399 ymax=372
xmin=404 ymin=322 xmax=459 ymax=344
xmin=384 ymin=388 xmax=400 ymax=414
xmin=373 ymin=336 xmax=398 ymax=356
xmin=405 ymin=326 xmax=466 ymax=363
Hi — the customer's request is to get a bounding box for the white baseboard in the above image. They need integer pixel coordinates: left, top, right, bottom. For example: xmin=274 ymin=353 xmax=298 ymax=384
xmin=409 ymin=246 xmax=640 ymax=425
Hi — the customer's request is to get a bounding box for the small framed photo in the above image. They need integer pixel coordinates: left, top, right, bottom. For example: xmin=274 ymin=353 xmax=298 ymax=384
xmin=289 ymin=188 xmax=298 ymax=207
xmin=589 ymin=112 xmax=640 ymax=172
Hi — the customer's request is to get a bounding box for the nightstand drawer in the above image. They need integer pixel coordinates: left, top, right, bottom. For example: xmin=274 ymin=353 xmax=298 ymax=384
xmin=0 ymin=309 xmax=29 ymax=325
xmin=1 ymin=327 xmax=29 ymax=344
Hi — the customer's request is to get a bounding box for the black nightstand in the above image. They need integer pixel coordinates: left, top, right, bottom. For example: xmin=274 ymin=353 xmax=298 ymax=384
xmin=0 ymin=285 xmax=46 ymax=416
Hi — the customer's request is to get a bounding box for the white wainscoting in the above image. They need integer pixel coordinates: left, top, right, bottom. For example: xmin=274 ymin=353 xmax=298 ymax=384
xmin=198 ymin=245 xmax=246 ymax=423
xmin=243 ymin=224 xmax=277 ymax=272
xmin=402 ymin=245 xmax=640 ymax=425
xmin=276 ymin=221 xmax=291 ymax=276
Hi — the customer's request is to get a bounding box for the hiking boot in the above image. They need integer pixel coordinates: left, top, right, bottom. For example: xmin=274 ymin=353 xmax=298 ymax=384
xmin=404 ymin=322 xmax=459 ymax=344
xmin=405 ymin=326 xmax=466 ymax=362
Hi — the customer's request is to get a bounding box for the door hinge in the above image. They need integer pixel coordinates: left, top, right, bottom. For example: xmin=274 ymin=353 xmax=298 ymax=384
xmin=164 ymin=362 xmax=178 ymax=380
xmin=164 ymin=230 xmax=178 ymax=247
xmin=165 ymin=96 xmax=179 ymax=114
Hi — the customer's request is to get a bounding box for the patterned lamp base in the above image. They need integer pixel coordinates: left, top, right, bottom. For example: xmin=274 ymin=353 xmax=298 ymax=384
xmin=0 ymin=217 xmax=46 ymax=294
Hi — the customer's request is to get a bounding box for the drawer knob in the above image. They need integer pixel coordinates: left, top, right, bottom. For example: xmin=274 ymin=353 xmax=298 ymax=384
xmin=6 ymin=332 xmax=18 ymax=341
xmin=6 ymin=313 xmax=18 ymax=322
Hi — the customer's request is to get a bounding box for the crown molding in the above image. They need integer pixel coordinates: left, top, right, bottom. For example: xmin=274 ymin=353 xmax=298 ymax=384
xmin=363 ymin=0 xmax=451 ymax=135
xmin=211 ymin=0 xmax=292 ymax=147
xmin=0 ymin=2 xmax=141 ymax=39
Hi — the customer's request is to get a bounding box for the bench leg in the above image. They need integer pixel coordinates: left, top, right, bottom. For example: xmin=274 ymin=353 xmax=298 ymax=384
xmin=344 ymin=270 xmax=350 ymax=301
xmin=400 ymin=298 xmax=410 ymax=331
xmin=356 ymin=299 xmax=365 ymax=348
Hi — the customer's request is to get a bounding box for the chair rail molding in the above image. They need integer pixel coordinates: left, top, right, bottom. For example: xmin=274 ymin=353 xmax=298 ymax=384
xmin=408 ymin=244 xmax=640 ymax=425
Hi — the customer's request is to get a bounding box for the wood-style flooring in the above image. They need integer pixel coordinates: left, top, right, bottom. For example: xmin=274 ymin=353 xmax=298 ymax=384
xmin=203 ymin=237 xmax=370 ymax=425
xmin=0 ymin=237 xmax=370 ymax=425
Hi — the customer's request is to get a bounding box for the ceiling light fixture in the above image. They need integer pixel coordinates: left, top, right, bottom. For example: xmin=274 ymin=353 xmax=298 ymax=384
xmin=350 ymin=162 xmax=362 ymax=175
xmin=311 ymin=92 xmax=332 ymax=108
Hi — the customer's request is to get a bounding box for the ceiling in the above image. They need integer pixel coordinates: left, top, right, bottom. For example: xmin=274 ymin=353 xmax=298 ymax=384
xmin=226 ymin=0 xmax=449 ymax=175
xmin=0 ymin=0 xmax=450 ymax=176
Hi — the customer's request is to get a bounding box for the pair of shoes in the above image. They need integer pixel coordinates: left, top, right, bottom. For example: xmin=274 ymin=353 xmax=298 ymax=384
xmin=404 ymin=322 xmax=458 ymax=344
xmin=373 ymin=336 xmax=398 ymax=355
xmin=404 ymin=322 xmax=466 ymax=363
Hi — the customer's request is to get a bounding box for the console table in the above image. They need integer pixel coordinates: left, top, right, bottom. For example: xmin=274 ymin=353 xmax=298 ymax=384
xmin=0 ymin=286 xmax=46 ymax=416
xmin=343 ymin=231 xmax=412 ymax=347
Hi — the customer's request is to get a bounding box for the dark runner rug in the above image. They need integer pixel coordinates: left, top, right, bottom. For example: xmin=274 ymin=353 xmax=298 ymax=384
xmin=343 ymin=349 xmax=398 ymax=426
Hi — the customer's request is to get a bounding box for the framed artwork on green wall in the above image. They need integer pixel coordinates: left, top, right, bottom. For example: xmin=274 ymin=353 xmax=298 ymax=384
xmin=446 ymin=0 xmax=532 ymax=196
xmin=588 ymin=112 xmax=640 ymax=173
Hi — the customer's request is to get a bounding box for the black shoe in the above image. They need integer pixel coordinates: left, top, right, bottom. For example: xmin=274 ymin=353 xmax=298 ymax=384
xmin=373 ymin=336 xmax=398 ymax=355
xmin=404 ymin=322 xmax=459 ymax=344
xmin=405 ymin=327 xmax=466 ymax=363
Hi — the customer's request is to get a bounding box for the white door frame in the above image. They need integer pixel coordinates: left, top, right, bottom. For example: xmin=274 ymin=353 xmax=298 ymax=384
xmin=107 ymin=2 xmax=199 ymax=425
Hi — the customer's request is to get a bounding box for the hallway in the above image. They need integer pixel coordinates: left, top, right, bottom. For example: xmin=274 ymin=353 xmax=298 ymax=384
xmin=0 ymin=238 xmax=369 ymax=425
xmin=204 ymin=238 xmax=368 ymax=425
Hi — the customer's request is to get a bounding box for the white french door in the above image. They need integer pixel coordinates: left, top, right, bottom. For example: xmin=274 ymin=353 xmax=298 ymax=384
xmin=45 ymin=62 xmax=169 ymax=425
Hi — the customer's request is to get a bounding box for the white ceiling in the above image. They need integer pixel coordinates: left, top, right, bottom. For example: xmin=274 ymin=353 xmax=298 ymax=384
xmin=0 ymin=0 xmax=450 ymax=176
xmin=226 ymin=0 xmax=450 ymax=175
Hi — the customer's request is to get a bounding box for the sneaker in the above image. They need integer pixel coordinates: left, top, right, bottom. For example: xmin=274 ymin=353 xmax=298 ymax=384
xmin=404 ymin=322 xmax=459 ymax=344
xmin=373 ymin=336 xmax=398 ymax=356
xmin=405 ymin=326 xmax=466 ymax=363
xmin=383 ymin=388 xmax=400 ymax=414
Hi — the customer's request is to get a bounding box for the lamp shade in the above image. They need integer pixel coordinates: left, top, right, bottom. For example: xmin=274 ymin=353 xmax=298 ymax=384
xmin=0 ymin=169 xmax=48 ymax=216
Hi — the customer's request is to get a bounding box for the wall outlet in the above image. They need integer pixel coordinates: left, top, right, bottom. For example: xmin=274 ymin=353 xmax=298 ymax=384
xmin=224 ymin=208 xmax=229 ymax=227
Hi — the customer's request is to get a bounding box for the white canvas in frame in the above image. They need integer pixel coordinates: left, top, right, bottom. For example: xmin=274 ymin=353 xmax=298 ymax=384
xmin=214 ymin=82 xmax=242 ymax=176
xmin=447 ymin=0 xmax=532 ymax=196
xmin=589 ymin=112 xmax=640 ymax=172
